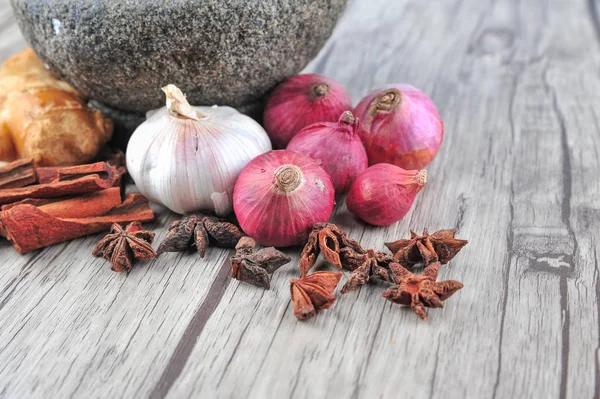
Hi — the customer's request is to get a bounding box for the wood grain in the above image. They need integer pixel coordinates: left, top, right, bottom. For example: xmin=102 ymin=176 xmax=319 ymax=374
xmin=1 ymin=0 xmax=599 ymax=397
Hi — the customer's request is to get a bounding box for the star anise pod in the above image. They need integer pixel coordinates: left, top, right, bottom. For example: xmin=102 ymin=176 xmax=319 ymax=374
xmin=382 ymin=242 xmax=463 ymax=321
xmin=299 ymin=223 xmax=366 ymax=276
xmin=231 ymin=237 xmax=291 ymax=289
xmin=385 ymin=228 xmax=468 ymax=268
xmin=157 ymin=214 xmax=243 ymax=257
xmin=290 ymin=271 xmax=342 ymax=320
xmin=93 ymin=222 xmax=157 ymax=272
xmin=340 ymin=249 xmax=394 ymax=294
xmin=338 ymin=246 xmax=368 ymax=271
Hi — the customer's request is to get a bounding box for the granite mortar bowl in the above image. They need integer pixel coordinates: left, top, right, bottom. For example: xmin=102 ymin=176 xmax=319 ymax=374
xmin=11 ymin=0 xmax=346 ymax=131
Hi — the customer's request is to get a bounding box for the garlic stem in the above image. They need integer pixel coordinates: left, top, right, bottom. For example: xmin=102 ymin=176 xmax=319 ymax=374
xmin=162 ymin=84 xmax=203 ymax=121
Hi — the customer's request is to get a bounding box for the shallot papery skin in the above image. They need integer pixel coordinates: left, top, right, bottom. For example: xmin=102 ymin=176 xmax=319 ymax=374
xmin=263 ymin=74 xmax=353 ymax=149
xmin=287 ymin=111 xmax=368 ymax=194
xmin=233 ymin=150 xmax=335 ymax=247
xmin=354 ymin=84 xmax=443 ymax=170
xmin=346 ymin=164 xmax=427 ymax=226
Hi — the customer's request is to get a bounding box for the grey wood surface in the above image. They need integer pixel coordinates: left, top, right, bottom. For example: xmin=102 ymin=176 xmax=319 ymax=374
xmin=1 ymin=0 xmax=599 ymax=398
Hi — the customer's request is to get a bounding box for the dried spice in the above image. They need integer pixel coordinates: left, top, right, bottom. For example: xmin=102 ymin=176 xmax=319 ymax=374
xmin=385 ymin=228 xmax=468 ymax=268
xmin=35 ymin=161 xmax=123 ymax=185
xmin=1 ymin=187 xmax=121 ymax=218
xmin=299 ymin=223 xmax=366 ymax=276
xmin=0 ymin=161 xmax=122 ymax=205
xmin=0 ymin=193 xmax=154 ymax=254
xmin=157 ymin=214 xmax=244 ymax=257
xmin=0 ymin=158 xmax=35 ymax=189
xmin=340 ymin=249 xmax=394 ymax=294
xmin=338 ymin=246 xmax=367 ymax=271
xmin=382 ymin=243 xmax=463 ymax=321
xmin=93 ymin=222 xmax=157 ymax=272
xmin=299 ymin=223 xmax=321 ymax=276
xmin=290 ymin=271 xmax=342 ymax=320
xmin=338 ymin=247 xmax=396 ymax=271
xmin=230 ymin=236 xmax=291 ymax=289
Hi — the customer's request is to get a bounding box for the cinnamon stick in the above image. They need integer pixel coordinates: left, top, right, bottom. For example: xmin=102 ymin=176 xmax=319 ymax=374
xmin=1 ymin=187 xmax=122 ymax=218
xmin=0 ymin=193 xmax=154 ymax=254
xmin=0 ymin=163 xmax=121 ymax=205
xmin=1 ymin=197 xmax=55 ymax=210
xmin=35 ymin=161 xmax=122 ymax=184
xmin=0 ymin=159 xmax=36 ymax=189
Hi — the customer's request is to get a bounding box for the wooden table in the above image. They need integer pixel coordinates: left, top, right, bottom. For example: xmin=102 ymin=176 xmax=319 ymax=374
xmin=1 ymin=0 xmax=599 ymax=397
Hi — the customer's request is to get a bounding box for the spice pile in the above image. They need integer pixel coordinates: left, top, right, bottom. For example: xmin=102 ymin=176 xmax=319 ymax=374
xmin=280 ymin=224 xmax=466 ymax=321
xmin=0 ymin=48 xmax=468 ymax=324
xmin=121 ymin=74 xmax=443 ymax=249
xmin=0 ymin=156 xmax=154 ymax=254
xmin=92 ymin=213 xmax=248 ymax=272
xmin=204 ymin=223 xmax=470 ymax=321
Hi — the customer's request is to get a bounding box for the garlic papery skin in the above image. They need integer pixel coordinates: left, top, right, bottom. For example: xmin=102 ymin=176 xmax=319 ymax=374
xmin=126 ymin=84 xmax=272 ymax=216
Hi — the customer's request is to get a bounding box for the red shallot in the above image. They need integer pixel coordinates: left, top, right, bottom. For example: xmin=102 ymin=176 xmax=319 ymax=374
xmin=263 ymin=74 xmax=353 ymax=149
xmin=233 ymin=150 xmax=335 ymax=247
xmin=354 ymin=84 xmax=443 ymax=170
xmin=346 ymin=164 xmax=427 ymax=226
xmin=287 ymin=111 xmax=368 ymax=194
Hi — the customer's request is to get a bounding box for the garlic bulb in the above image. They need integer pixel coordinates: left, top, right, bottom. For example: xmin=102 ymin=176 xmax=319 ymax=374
xmin=126 ymin=84 xmax=272 ymax=216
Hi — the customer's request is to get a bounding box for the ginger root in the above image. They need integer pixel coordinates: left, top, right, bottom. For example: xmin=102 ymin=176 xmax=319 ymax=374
xmin=0 ymin=48 xmax=113 ymax=166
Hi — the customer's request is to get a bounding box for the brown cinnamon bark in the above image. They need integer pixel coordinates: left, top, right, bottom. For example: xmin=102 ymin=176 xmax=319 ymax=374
xmin=0 ymin=162 xmax=121 ymax=205
xmin=0 ymin=193 xmax=154 ymax=253
xmin=35 ymin=161 xmax=118 ymax=184
xmin=0 ymin=158 xmax=35 ymax=189
xmin=1 ymin=187 xmax=122 ymax=218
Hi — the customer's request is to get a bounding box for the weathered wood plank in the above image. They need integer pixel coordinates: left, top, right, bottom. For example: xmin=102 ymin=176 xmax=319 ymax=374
xmin=0 ymin=0 xmax=599 ymax=398
xmin=168 ymin=1 xmax=507 ymax=397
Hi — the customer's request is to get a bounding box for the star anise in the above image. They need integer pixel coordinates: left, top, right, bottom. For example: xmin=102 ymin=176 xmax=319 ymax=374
xmin=157 ymin=214 xmax=243 ymax=257
xmin=231 ymin=237 xmax=291 ymax=289
xmin=92 ymin=222 xmax=157 ymax=272
xmin=340 ymin=249 xmax=394 ymax=294
xmin=382 ymin=242 xmax=463 ymax=321
xmin=290 ymin=271 xmax=342 ymax=320
xmin=385 ymin=228 xmax=468 ymax=268
xmin=299 ymin=223 xmax=366 ymax=276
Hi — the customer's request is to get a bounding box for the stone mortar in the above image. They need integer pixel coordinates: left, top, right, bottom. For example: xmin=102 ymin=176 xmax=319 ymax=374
xmin=11 ymin=0 xmax=346 ymax=118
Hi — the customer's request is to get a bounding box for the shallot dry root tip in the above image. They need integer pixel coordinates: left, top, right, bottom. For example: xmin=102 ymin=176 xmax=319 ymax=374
xmin=273 ymin=164 xmax=304 ymax=194
xmin=416 ymin=169 xmax=428 ymax=185
xmin=311 ymin=82 xmax=330 ymax=97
